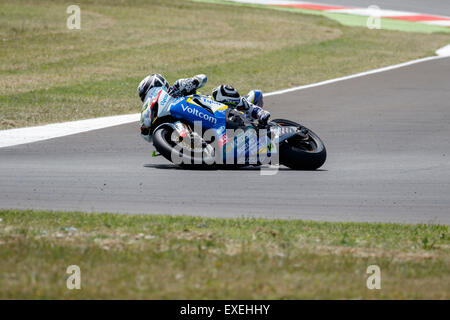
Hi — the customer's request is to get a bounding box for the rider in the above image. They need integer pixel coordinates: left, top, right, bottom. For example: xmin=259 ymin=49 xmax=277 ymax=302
xmin=138 ymin=74 xmax=270 ymax=136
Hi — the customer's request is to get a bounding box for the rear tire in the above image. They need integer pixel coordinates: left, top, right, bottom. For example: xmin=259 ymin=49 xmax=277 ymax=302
xmin=273 ymin=119 xmax=326 ymax=170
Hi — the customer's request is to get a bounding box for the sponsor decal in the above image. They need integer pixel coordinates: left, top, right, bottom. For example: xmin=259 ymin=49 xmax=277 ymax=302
xmin=200 ymin=97 xmax=225 ymax=107
xmin=159 ymin=92 xmax=169 ymax=106
xmin=181 ymin=105 xmax=217 ymax=124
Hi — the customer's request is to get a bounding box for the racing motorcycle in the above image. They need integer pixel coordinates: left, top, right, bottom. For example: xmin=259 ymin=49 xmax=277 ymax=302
xmin=142 ymin=89 xmax=326 ymax=170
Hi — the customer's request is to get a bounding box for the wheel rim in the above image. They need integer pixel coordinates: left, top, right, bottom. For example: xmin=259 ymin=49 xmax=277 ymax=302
xmin=275 ymin=121 xmax=321 ymax=153
xmin=287 ymin=133 xmax=318 ymax=152
xmin=160 ymin=127 xmax=215 ymax=161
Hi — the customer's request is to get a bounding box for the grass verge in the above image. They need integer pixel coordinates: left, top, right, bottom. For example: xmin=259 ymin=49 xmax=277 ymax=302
xmin=0 ymin=209 xmax=448 ymax=299
xmin=196 ymin=0 xmax=450 ymax=34
xmin=1 ymin=0 xmax=450 ymax=129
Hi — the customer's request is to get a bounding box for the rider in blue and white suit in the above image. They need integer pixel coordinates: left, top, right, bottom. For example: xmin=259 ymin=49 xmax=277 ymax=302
xmin=138 ymin=74 xmax=270 ymax=137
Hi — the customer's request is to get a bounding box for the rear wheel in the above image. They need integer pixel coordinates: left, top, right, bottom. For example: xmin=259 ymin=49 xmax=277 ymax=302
xmin=273 ymin=119 xmax=326 ymax=170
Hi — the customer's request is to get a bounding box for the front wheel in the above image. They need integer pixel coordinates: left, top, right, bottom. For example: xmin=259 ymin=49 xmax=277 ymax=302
xmin=152 ymin=124 xmax=215 ymax=167
xmin=273 ymin=119 xmax=326 ymax=170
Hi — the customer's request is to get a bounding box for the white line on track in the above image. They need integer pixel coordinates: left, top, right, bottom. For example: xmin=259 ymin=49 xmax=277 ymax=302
xmin=1 ymin=47 xmax=449 ymax=149
xmin=0 ymin=113 xmax=139 ymax=149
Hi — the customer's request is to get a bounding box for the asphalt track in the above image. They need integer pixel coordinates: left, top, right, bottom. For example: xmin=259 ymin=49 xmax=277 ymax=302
xmin=304 ymin=0 xmax=450 ymax=16
xmin=1 ymin=57 xmax=450 ymax=224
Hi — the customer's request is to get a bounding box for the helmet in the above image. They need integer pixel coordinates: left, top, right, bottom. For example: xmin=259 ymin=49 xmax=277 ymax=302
xmin=137 ymin=74 xmax=170 ymax=102
xmin=212 ymin=85 xmax=241 ymax=106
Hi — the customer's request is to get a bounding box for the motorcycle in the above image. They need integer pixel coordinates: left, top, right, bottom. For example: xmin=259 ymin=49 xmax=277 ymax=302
xmin=141 ymin=89 xmax=326 ymax=170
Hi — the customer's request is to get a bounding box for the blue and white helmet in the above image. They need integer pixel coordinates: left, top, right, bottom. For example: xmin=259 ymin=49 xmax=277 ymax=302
xmin=137 ymin=74 xmax=170 ymax=102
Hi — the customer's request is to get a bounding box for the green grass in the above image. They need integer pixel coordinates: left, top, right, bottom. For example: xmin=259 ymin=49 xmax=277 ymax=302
xmin=196 ymin=0 xmax=450 ymax=34
xmin=1 ymin=0 xmax=450 ymax=129
xmin=0 ymin=209 xmax=448 ymax=299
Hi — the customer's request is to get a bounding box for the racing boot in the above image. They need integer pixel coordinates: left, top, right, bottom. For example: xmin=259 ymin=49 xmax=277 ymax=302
xmin=237 ymin=96 xmax=270 ymax=125
xmin=245 ymin=90 xmax=264 ymax=108
xmin=213 ymin=85 xmax=270 ymax=125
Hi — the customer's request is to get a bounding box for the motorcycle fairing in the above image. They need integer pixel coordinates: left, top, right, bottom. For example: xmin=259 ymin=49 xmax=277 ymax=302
xmin=149 ymin=90 xmax=284 ymax=161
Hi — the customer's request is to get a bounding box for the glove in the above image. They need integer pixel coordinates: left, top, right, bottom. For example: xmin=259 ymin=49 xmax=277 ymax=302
xmin=170 ymin=74 xmax=207 ymax=97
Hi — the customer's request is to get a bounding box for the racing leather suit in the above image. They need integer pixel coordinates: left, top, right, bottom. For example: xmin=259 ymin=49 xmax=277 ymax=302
xmin=140 ymin=74 xmax=270 ymax=138
xmin=169 ymin=75 xmax=270 ymax=124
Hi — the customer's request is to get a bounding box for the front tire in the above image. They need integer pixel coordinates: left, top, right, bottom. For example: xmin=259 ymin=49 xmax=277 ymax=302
xmin=152 ymin=125 xmax=215 ymax=167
